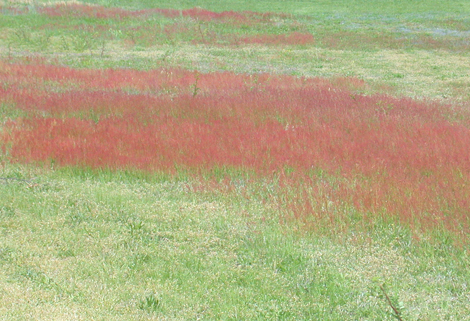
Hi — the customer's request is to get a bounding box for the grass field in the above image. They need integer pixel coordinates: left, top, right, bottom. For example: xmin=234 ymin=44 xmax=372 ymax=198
xmin=1 ymin=0 xmax=470 ymax=320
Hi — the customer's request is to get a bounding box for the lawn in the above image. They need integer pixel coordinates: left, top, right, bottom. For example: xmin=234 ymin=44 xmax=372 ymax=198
xmin=0 ymin=0 xmax=469 ymax=320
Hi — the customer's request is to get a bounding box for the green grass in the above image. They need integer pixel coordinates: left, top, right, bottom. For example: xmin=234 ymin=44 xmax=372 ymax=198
xmin=1 ymin=0 xmax=470 ymax=319
xmin=1 ymin=164 xmax=469 ymax=319
xmin=1 ymin=1 xmax=469 ymax=101
xmin=62 ymin=0 xmax=470 ymax=15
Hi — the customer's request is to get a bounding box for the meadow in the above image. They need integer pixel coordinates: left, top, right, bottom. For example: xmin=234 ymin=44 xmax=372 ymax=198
xmin=1 ymin=0 xmax=470 ymax=320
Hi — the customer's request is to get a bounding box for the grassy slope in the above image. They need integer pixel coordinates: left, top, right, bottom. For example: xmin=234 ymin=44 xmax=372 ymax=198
xmin=1 ymin=1 xmax=470 ymax=320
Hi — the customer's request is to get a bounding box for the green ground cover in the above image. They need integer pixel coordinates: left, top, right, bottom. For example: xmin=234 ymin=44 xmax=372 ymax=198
xmin=1 ymin=1 xmax=469 ymax=101
xmin=1 ymin=1 xmax=470 ymax=319
xmin=1 ymin=164 xmax=469 ymax=320
xmin=34 ymin=0 xmax=470 ymax=15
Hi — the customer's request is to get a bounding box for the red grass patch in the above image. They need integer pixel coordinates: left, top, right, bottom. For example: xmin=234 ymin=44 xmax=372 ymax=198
xmin=1 ymin=61 xmax=469 ymax=240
